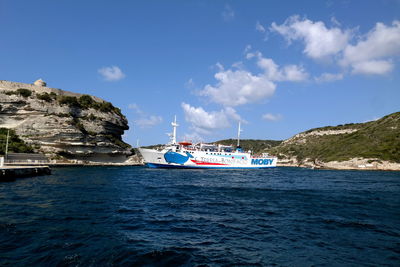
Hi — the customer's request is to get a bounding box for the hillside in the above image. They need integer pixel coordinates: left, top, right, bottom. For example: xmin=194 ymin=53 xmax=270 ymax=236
xmin=215 ymin=139 xmax=282 ymax=154
xmin=269 ymin=112 xmax=400 ymax=170
xmin=0 ymin=79 xmax=135 ymax=164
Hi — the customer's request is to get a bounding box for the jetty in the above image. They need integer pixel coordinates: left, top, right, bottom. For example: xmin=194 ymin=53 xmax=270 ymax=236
xmin=0 ymin=152 xmax=52 ymax=181
xmin=0 ymin=165 xmax=51 ymax=181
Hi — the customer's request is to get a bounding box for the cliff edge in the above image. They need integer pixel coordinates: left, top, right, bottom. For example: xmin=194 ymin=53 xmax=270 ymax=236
xmin=0 ymin=79 xmax=135 ymax=164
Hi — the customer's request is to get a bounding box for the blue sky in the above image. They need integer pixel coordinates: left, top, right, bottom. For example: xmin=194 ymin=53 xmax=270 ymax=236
xmin=1 ymin=0 xmax=399 ymax=146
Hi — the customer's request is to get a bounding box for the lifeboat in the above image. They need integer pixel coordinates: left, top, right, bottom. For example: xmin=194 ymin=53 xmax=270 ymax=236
xmin=179 ymin=141 xmax=192 ymax=146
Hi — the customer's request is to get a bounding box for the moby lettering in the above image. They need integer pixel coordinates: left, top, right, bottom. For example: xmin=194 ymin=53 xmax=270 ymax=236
xmin=251 ymin=158 xmax=274 ymax=165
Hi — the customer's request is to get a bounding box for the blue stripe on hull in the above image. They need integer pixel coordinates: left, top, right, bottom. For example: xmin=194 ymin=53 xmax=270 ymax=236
xmin=145 ymin=163 xmax=276 ymax=169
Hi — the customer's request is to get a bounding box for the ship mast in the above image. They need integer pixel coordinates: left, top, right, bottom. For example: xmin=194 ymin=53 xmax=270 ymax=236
xmin=237 ymin=121 xmax=242 ymax=147
xmin=5 ymin=129 xmax=10 ymax=161
xmin=170 ymin=115 xmax=178 ymax=144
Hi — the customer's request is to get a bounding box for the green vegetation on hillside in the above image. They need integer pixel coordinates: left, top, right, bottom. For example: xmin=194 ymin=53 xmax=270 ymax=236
xmin=270 ymin=112 xmax=400 ymax=163
xmin=58 ymin=95 xmax=81 ymax=107
xmin=215 ymin=139 xmax=282 ymax=154
xmin=37 ymin=92 xmax=57 ymax=102
xmin=57 ymin=95 xmax=123 ymax=117
xmin=3 ymin=89 xmax=124 ymax=117
xmin=0 ymin=128 xmax=34 ymax=154
xmin=5 ymin=88 xmax=32 ymax=98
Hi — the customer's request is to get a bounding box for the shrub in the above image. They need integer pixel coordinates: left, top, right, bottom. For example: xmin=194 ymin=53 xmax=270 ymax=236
xmin=37 ymin=92 xmax=53 ymax=102
xmin=98 ymin=101 xmax=114 ymax=113
xmin=3 ymin=89 xmax=32 ymax=97
xmin=16 ymin=88 xmax=32 ymax=97
xmin=58 ymin=96 xmax=81 ymax=108
xmin=78 ymin=95 xmax=95 ymax=109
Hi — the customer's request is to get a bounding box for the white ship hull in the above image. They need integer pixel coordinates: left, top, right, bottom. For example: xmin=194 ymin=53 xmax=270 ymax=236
xmin=138 ymin=116 xmax=278 ymax=169
xmin=139 ymin=148 xmax=277 ymax=169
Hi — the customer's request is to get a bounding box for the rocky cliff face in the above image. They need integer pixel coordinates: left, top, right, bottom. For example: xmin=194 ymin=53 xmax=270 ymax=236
xmin=0 ymin=80 xmax=133 ymax=164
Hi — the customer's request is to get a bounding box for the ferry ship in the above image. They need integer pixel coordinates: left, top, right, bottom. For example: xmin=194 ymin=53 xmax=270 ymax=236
xmin=139 ymin=117 xmax=277 ymax=169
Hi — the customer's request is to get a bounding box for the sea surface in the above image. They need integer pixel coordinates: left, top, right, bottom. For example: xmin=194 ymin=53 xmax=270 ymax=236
xmin=0 ymin=167 xmax=399 ymax=266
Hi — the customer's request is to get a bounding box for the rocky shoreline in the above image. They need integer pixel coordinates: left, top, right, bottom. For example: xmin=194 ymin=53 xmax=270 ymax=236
xmin=277 ymin=157 xmax=400 ymax=171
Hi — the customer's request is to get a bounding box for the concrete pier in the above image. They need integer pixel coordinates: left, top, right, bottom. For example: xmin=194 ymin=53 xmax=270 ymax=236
xmin=0 ymin=166 xmax=51 ymax=181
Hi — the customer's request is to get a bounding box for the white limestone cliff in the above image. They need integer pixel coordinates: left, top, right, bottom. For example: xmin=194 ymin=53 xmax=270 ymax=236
xmin=0 ymin=80 xmax=136 ymax=164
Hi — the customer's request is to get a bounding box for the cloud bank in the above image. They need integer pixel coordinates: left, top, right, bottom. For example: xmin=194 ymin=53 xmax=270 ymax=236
xmin=271 ymin=16 xmax=400 ymax=76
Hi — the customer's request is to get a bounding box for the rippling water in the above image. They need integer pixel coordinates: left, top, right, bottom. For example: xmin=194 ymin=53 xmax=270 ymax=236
xmin=0 ymin=167 xmax=399 ymax=266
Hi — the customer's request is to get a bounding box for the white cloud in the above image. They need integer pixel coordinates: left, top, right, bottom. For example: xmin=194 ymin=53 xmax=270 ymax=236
xmin=215 ymin=62 xmax=224 ymax=71
xmin=199 ymin=51 xmax=308 ymax=107
xmin=222 ymin=4 xmax=234 ymax=21
xmin=231 ymin=61 xmax=245 ymax=69
xmin=185 ymin=78 xmax=195 ymax=89
xmin=282 ymin=65 xmax=309 ymax=81
xmin=314 ymin=72 xmax=344 ymax=83
xmin=255 ymin=53 xmax=308 ymax=81
xmin=135 ymin=115 xmax=163 ymax=128
xmin=270 ymin=15 xmax=350 ymax=59
xmin=181 ymin=103 xmax=241 ymax=135
xmin=341 ymin=21 xmax=400 ymax=75
xmin=244 ymin=44 xmax=252 ymax=54
xmin=256 ymin=57 xmax=279 ymax=79
xmin=245 ymin=50 xmax=261 ymax=59
xmin=128 ymin=103 xmax=143 ymax=114
xmin=98 ymin=66 xmax=125 ymax=81
xmin=256 ymin=21 xmax=266 ymax=33
xmin=130 ymin=103 xmax=162 ymax=128
xmin=271 ymin=16 xmax=400 ymax=76
xmin=331 ymin=16 xmax=341 ymax=27
xmin=199 ymin=68 xmax=276 ymax=107
xmin=182 ymin=132 xmax=204 ymax=143
xmin=351 ymin=60 xmax=394 ymax=75
xmin=262 ymin=113 xmax=283 ymax=121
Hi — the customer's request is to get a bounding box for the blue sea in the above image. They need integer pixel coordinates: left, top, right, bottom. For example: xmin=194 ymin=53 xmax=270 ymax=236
xmin=0 ymin=167 xmax=399 ymax=266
